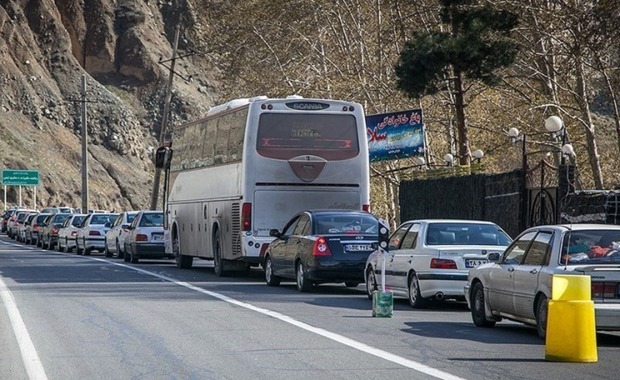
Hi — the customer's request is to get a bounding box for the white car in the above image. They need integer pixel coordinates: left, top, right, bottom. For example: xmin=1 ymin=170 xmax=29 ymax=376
xmin=365 ymin=219 xmax=512 ymax=307
xmin=75 ymin=213 xmax=119 ymax=255
xmin=104 ymin=211 xmax=138 ymax=258
xmin=124 ymin=211 xmax=171 ymax=263
xmin=57 ymin=214 xmax=87 ymax=252
xmin=465 ymin=224 xmax=620 ymax=338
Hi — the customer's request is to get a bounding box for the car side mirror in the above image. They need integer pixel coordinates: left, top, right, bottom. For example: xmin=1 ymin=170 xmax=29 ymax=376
xmin=488 ymin=252 xmax=501 ymax=262
xmin=121 ymin=224 xmax=129 ymax=229
xmin=269 ymin=229 xmax=282 ymax=238
xmin=104 ymin=222 xmax=111 ymax=228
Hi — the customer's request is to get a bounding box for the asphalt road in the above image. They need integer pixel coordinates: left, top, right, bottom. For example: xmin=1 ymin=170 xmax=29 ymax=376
xmin=1 ymin=234 xmax=618 ymax=380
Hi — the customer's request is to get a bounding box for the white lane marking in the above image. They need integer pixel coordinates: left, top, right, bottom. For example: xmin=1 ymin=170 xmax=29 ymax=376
xmin=0 ymin=240 xmax=464 ymax=380
xmin=0 ymin=276 xmax=48 ymax=380
xmin=91 ymin=257 xmax=465 ymax=380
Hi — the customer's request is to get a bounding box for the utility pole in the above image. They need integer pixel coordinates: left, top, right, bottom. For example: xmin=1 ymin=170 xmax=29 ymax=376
xmin=81 ymin=74 xmax=89 ymax=213
xmin=150 ymin=24 xmax=180 ymax=210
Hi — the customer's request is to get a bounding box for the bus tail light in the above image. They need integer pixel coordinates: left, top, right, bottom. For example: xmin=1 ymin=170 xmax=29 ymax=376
xmin=242 ymin=203 xmax=252 ymax=231
xmin=313 ymin=237 xmax=332 ymax=256
xmin=430 ymin=258 xmax=457 ymax=269
xmin=362 ymin=204 xmax=370 ymax=212
xmin=136 ymin=234 xmax=148 ymax=242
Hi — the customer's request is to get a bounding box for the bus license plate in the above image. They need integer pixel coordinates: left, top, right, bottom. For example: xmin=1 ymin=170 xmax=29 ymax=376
xmin=465 ymin=259 xmax=488 ymax=268
xmin=345 ymin=244 xmax=372 ymax=252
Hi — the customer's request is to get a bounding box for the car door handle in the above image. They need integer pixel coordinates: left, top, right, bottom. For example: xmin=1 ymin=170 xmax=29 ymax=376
xmin=507 ymin=267 xmax=515 ymax=272
xmin=530 ymin=269 xmax=538 ymax=274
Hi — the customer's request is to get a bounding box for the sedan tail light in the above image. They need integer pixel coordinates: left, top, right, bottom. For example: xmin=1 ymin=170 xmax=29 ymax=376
xmin=52 ymin=228 xmax=59 ymax=234
xmin=592 ymin=282 xmax=618 ymax=299
xmin=430 ymin=258 xmax=457 ymax=269
xmin=89 ymin=230 xmax=101 ymax=236
xmin=33 ymin=225 xmax=39 ymax=230
xmin=313 ymin=237 xmax=332 ymax=256
xmin=71 ymin=231 xmax=77 ymax=237
xmin=136 ymin=234 xmax=148 ymax=242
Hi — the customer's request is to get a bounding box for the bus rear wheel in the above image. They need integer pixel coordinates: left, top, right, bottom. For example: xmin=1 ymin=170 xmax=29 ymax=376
xmin=213 ymin=230 xmax=227 ymax=277
xmin=173 ymin=232 xmax=193 ymax=269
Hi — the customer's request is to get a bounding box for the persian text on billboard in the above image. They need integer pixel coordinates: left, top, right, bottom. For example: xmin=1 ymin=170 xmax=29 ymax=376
xmin=366 ymin=109 xmax=424 ymax=162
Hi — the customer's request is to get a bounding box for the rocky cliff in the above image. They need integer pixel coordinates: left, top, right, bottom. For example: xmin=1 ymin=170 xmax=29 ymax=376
xmin=0 ymin=0 xmax=215 ymax=211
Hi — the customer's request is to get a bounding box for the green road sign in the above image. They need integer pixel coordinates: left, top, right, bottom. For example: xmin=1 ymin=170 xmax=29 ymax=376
xmin=1 ymin=169 xmax=40 ymax=186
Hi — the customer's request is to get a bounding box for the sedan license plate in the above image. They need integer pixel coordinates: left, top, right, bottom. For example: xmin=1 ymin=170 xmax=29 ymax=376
xmin=345 ymin=244 xmax=372 ymax=252
xmin=465 ymin=259 xmax=488 ymax=268
xmin=152 ymin=234 xmax=164 ymax=241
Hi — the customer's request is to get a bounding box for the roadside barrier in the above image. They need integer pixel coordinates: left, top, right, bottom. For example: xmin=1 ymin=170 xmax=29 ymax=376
xmin=545 ymin=274 xmax=597 ymax=362
xmin=372 ymin=290 xmax=393 ymax=317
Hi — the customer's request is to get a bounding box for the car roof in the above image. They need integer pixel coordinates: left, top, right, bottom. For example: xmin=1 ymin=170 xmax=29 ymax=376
xmin=401 ymin=219 xmax=500 ymax=225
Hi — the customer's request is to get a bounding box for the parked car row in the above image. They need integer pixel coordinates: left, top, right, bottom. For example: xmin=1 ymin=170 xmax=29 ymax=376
xmin=2 ymin=207 xmax=169 ymax=264
xmin=4 ymin=205 xmax=619 ymax=339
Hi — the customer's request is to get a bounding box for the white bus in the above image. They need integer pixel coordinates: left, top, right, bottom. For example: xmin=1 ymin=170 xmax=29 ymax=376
xmin=161 ymin=96 xmax=370 ymax=275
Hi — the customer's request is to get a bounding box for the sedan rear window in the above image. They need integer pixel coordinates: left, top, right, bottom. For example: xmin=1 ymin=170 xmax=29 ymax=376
xmin=426 ymin=223 xmax=511 ymax=246
xmin=561 ymin=230 xmax=620 ymax=264
xmin=314 ymin=214 xmax=377 ymax=234
xmin=139 ymin=213 xmax=164 ymax=227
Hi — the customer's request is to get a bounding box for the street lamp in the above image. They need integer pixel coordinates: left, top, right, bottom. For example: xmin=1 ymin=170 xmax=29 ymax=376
xmin=444 ymin=153 xmax=454 ymax=167
xmin=472 ymin=149 xmax=484 ymax=163
xmin=510 ymin=117 xmax=576 ymax=230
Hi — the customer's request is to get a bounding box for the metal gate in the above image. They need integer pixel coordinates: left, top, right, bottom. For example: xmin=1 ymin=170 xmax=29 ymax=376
xmin=525 ymin=158 xmax=558 ymax=228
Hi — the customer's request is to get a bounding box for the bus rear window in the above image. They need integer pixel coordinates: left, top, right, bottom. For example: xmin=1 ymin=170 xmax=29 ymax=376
xmin=257 ymin=113 xmax=359 ymax=160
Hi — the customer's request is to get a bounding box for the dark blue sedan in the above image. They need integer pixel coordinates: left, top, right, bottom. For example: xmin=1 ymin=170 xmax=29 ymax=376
xmin=264 ymin=209 xmax=379 ymax=292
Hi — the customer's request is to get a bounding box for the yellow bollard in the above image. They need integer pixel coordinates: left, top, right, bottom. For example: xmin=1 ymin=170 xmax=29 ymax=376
xmin=545 ymin=274 xmax=597 ymax=362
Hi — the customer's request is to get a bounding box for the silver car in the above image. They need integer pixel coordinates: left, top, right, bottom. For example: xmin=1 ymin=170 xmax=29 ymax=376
xmin=365 ymin=219 xmax=512 ymax=307
xmin=124 ymin=211 xmax=171 ymax=264
xmin=465 ymin=224 xmax=620 ymax=339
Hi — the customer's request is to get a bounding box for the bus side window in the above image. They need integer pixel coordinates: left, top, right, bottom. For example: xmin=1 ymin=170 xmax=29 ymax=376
xmin=215 ymin=112 xmax=232 ymax=164
xmin=203 ymin=118 xmax=216 ymax=166
xmin=228 ymin=108 xmax=246 ymax=162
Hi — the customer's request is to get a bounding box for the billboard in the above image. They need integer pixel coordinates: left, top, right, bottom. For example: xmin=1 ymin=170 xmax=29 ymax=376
xmin=366 ymin=109 xmax=425 ymax=162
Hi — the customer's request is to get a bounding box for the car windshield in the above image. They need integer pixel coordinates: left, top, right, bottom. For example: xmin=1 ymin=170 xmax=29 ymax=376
xmin=426 ymin=222 xmax=512 ymax=246
xmin=561 ymin=229 xmax=620 ymax=265
xmin=53 ymin=214 xmax=71 ymax=224
xmin=314 ymin=214 xmax=377 ymax=234
xmin=71 ymin=216 xmax=86 ymax=227
xmin=127 ymin=213 xmax=137 ymax=224
xmin=139 ymin=213 xmax=164 ymax=227
xmin=91 ymin=214 xmax=116 ymax=225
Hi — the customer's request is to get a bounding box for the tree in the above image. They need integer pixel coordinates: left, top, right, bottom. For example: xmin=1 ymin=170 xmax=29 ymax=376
xmin=395 ymin=0 xmax=519 ymax=165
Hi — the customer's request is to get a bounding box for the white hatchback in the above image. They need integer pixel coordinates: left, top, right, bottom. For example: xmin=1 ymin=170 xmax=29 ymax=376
xmin=104 ymin=211 xmax=139 ymax=258
xmin=365 ymin=219 xmax=512 ymax=308
xmin=57 ymin=214 xmax=87 ymax=252
xmin=75 ymin=213 xmax=119 ymax=255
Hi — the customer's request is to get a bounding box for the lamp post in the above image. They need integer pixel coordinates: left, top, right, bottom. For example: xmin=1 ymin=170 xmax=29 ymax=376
xmin=472 ymin=149 xmax=484 ymax=163
xmin=510 ymin=117 xmax=576 ymax=229
xmin=444 ymin=153 xmax=454 ymax=167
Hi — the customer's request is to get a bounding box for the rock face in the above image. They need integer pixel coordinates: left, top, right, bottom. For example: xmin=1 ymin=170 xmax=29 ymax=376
xmin=0 ymin=0 xmax=215 ymax=211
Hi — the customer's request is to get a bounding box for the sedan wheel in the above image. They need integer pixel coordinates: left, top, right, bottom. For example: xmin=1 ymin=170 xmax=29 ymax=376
xmin=296 ymin=261 xmax=312 ymax=292
xmin=536 ymin=295 xmax=548 ymax=339
xmin=104 ymin=239 xmax=112 ymax=257
xmin=264 ymin=256 xmax=281 ymax=286
xmin=471 ymin=282 xmax=496 ymax=327
xmin=408 ymin=273 xmax=428 ymax=308
xmin=116 ymin=240 xmax=124 ymax=259
xmin=365 ymin=268 xmax=377 ymax=300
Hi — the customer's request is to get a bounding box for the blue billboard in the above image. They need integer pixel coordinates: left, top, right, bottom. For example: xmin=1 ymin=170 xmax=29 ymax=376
xmin=366 ymin=109 xmax=425 ymax=162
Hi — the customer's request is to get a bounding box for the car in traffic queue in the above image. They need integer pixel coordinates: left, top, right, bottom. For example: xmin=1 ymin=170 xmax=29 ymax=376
xmin=56 ymin=214 xmax=87 ymax=252
xmin=18 ymin=213 xmax=39 ymax=242
xmin=123 ymin=210 xmax=170 ymax=263
xmin=2 ymin=206 xmax=27 ymax=233
xmin=75 ymin=213 xmax=119 ymax=255
xmin=465 ymin=224 xmax=620 ymax=339
xmin=25 ymin=213 xmax=52 ymax=246
xmin=39 ymin=213 xmax=72 ymax=250
xmin=365 ymin=219 xmax=512 ymax=307
xmin=104 ymin=211 xmax=138 ymax=258
xmin=264 ymin=210 xmax=379 ymax=292
xmin=8 ymin=210 xmax=36 ymax=239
